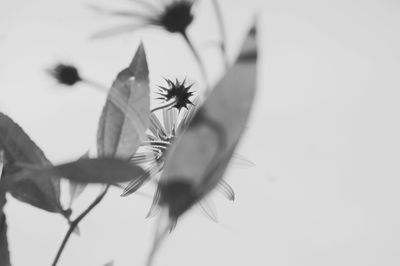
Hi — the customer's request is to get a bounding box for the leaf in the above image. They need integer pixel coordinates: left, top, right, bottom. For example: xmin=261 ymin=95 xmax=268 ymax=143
xmin=97 ymin=43 xmax=150 ymax=158
xmin=0 ymin=112 xmax=62 ymax=213
xmin=15 ymin=158 xmax=145 ymax=184
xmin=0 ymin=209 xmax=10 ymax=266
xmin=0 ymin=174 xmax=10 ymax=266
xmin=158 ymin=25 xmax=258 ymax=218
xmin=68 ymin=151 xmax=90 ymax=207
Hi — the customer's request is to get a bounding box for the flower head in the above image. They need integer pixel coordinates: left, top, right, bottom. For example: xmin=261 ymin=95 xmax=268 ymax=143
xmin=48 ymin=64 xmax=82 ymax=86
xmin=91 ymin=0 xmax=196 ymax=38
xmin=157 ymin=78 xmax=194 ymax=111
xmin=157 ymin=0 xmax=194 ymax=34
xmin=123 ymin=93 xmax=235 ymax=221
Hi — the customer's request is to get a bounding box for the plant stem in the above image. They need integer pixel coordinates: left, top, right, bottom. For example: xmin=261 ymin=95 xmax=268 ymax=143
xmin=51 ymin=186 xmax=110 ymax=266
xmin=181 ymin=31 xmax=210 ymax=94
xmin=211 ymin=0 xmax=229 ymax=70
xmin=150 ymin=98 xmax=176 ymax=113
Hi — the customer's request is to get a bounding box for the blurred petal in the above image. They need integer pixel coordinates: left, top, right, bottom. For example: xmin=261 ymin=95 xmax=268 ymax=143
xmin=230 ymin=153 xmax=255 ymax=168
xmin=146 ymin=187 xmax=161 ymax=219
xmin=216 ymin=179 xmax=235 ymax=201
xmin=162 ymin=108 xmax=177 ymax=136
xmin=197 ymin=198 xmax=218 ymax=222
xmin=91 ymin=23 xmax=147 ymax=39
xmin=121 ymin=170 xmax=151 ymax=197
xmin=149 ymin=113 xmax=167 ymax=138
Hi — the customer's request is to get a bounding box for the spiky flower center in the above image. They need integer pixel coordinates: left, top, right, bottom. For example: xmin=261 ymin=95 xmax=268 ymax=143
xmin=159 ymin=1 xmax=194 ymax=33
xmin=157 ymin=78 xmax=194 ymax=111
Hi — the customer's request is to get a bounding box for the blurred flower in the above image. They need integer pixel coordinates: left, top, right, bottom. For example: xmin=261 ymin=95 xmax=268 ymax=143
xmin=123 ymin=86 xmax=234 ymax=221
xmin=48 ymin=64 xmax=82 ymax=86
xmin=91 ymin=0 xmax=195 ymax=38
xmin=91 ymin=0 xmax=209 ymax=89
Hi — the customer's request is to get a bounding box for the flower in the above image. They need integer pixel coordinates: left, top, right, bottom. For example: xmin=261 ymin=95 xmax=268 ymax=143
xmin=123 ymin=86 xmax=234 ymax=221
xmin=91 ymin=0 xmax=195 ymax=38
xmin=91 ymin=0 xmax=209 ymax=88
xmin=48 ymin=64 xmax=82 ymax=86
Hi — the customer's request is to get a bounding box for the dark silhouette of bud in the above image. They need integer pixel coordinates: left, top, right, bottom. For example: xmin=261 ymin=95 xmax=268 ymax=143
xmin=49 ymin=64 xmax=82 ymax=86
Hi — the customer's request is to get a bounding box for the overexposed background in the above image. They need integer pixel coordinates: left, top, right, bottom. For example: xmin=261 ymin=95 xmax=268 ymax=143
xmin=1 ymin=0 xmax=400 ymax=265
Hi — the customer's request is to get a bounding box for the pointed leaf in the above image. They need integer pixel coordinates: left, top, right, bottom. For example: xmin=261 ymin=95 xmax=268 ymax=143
xmin=0 ymin=112 xmax=62 ymax=213
xmin=97 ymin=43 xmax=150 ymax=158
xmin=159 ymin=25 xmax=258 ymax=218
xmin=15 ymin=158 xmax=145 ymax=184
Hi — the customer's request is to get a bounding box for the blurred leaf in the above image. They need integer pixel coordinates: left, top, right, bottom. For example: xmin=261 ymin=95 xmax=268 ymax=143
xmin=0 ymin=177 xmax=10 ymax=266
xmin=68 ymin=151 xmax=90 ymax=207
xmin=159 ymin=25 xmax=258 ymax=218
xmin=0 ymin=113 xmax=62 ymax=213
xmin=0 ymin=151 xmax=4 ymax=179
xmin=0 ymin=210 xmax=10 ymax=266
xmin=102 ymin=261 xmax=114 ymax=266
xmin=97 ymin=43 xmax=150 ymax=158
xmin=15 ymin=158 xmax=145 ymax=184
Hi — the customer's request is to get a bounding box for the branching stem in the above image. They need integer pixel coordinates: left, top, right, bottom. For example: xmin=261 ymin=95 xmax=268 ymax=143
xmin=51 ymin=186 xmax=110 ymax=266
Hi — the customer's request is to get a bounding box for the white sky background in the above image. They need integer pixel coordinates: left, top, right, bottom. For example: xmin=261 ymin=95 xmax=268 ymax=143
xmin=1 ymin=0 xmax=400 ymax=265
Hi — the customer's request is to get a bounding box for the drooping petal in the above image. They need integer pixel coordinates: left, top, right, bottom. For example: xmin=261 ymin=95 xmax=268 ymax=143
xmin=230 ymin=153 xmax=255 ymax=168
xmin=216 ymin=179 xmax=235 ymax=201
xmin=197 ymin=198 xmax=218 ymax=222
xmin=121 ymin=169 xmax=152 ymax=197
xmin=146 ymin=187 xmax=162 ymax=219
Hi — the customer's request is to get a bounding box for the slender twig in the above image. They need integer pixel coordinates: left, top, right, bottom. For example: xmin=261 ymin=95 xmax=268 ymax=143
xmin=211 ymin=0 xmax=229 ymax=70
xmin=181 ymin=31 xmax=210 ymax=93
xmin=51 ymin=186 xmax=110 ymax=266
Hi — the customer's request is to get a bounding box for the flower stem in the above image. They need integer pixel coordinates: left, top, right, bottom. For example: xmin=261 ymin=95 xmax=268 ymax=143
xmin=211 ymin=0 xmax=229 ymax=70
xmin=51 ymin=186 xmax=110 ymax=266
xmin=181 ymin=31 xmax=210 ymax=93
xmin=150 ymin=98 xmax=176 ymax=113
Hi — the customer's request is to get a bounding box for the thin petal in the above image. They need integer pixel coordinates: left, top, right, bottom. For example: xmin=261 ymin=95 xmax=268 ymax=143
xmin=162 ymin=108 xmax=177 ymax=136
xmin=131 ymin=148 xmax=157 ymax=164
xmin=129 ymin=0 xmax=162 ymax=13
xmin=88 ymin=5 xmax=152 ymax=20
xmin=121 ymin=170 xmax=151 ymax=197
xmin=217 ymin=179 xmax=235 ymax=201
xmin=149 ymin=113 xmax=167 ymax=138
xmin=146 ymin=187 xmax=161 ymax=219
xmin=230 ymin=153 xmax=255 ymax=168
xmin=91 ymin=23 xmax=147 ymax=39
xmin=197 ymin=198 xmax=218 ymax=222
